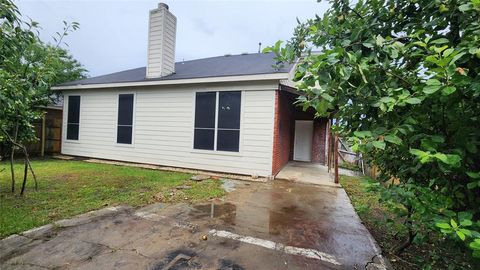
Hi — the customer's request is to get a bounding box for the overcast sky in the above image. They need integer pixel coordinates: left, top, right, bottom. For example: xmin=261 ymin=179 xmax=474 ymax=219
xmin=17 ymin=0 xmax=328 ymax=77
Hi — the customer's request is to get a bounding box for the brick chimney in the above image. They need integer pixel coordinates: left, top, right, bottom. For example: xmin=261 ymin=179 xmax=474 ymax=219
xmin=146 ymin=3 xmax=177 ymax=78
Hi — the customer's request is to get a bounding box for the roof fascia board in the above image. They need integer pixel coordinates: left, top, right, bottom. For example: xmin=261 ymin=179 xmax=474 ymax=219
xmin=279 ymin=57 xmax=301 ymax=89
xmin=279 ymin=84 xmax=303 ymax=96
xmin=52 ymin=73 xmax=289 ymax=90
xmin=38 ymin=106 xmax=63 ymax=110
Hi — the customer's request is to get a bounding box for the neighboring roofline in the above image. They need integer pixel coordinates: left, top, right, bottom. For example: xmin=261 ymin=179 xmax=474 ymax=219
xmin=52 ymin=72 xmax=290 ymax=91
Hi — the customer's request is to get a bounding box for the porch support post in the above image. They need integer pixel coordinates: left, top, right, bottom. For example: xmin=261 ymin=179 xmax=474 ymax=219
xmin=334 ymin=135 xmax=339 ymax=184
xmin=327 ymin=119 xmax=334 ymax=172
xmin=41 ymin=114 xmax=46 ymax=157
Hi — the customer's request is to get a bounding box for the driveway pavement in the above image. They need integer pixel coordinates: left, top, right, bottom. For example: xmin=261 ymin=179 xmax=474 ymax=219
xmin=0 ymin=179 xmax=387 ymax=270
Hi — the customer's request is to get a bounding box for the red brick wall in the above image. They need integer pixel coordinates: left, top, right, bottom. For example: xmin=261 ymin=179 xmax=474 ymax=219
xmin=272 ymin=90 xmax=294 ymax=176
xmin=272 ymin=90 xmax=329 ymax=176
xmin=312 ymin=118 xmax=328 ymax=164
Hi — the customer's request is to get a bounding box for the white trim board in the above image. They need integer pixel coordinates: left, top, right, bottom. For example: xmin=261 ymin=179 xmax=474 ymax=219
xmin=53 ymin=73 xmax=289 ymax=91
xmin=209 ymin=229 xmax=341 ymax=266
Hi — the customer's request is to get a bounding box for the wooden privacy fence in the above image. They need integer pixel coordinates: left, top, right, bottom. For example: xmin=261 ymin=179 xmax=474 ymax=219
xmin=29 ymin=108 xmax=62 ymax=156
xmin=0 ymin=108 xmax=62 ymax=157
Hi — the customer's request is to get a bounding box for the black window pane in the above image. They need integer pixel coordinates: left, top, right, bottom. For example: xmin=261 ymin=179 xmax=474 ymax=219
xmin=67 ymin=124 xmax=79 ymax=140
xmin=118 ymin=94 xmax=134 ymax=125
xmin=194 ymin=129 xmax=214 ymax=150
xmin=217 ymin=130 xmax=240 ymax=152
xmin=218 ymin=91 xmax=241 ymax=129
xmin=67 ymin=96 xmax=80 ymax=124
xmin=117 ymin=126 xmax=132 ymax=144
xmin=195 ymin=92 xmax=216 ymax=128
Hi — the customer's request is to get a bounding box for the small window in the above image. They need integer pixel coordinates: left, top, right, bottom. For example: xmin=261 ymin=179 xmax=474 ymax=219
xmin=193 ymin=91 xmax=241 ymax=152
xmin=66 ymin=96 xmax=80 ymax=140
xmin=117 ymin=94 xmax=134 ymax=144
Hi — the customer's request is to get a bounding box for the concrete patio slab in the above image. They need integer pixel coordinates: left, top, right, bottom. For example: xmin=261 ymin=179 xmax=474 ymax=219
xmin=0 ymin=179 xmax=388 ymax=269
xmin=275 ymin=161 xmax=340 ymax=187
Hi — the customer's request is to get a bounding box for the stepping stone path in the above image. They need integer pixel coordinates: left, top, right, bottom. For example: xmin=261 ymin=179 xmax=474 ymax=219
xmin=190 ymin=175 xmax=210 ymax=181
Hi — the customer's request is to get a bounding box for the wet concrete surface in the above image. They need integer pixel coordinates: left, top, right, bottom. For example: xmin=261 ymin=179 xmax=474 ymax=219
xmin=275 ymin=162 xmax=339 ymax=187
xmin=0 ymin=179 xmax=386 ymax=270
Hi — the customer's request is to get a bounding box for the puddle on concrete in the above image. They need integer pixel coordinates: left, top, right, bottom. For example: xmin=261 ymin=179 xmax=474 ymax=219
xmin=221 ymin=179 xmax=237 ymax=192
xmin=150 ymin=249 xmax=200 ymax=270
xmin=218 ymin=259 xmax=245 ymax=270
xmin=151 ymin=249 xmax=245 ymax=270
xmin=150 ymin=180 xmax=379 ymax=268
xmin=189 ymin=202 xmax=237 ymax=225
xmin=189 ymin=181 xmax=327 ymax=238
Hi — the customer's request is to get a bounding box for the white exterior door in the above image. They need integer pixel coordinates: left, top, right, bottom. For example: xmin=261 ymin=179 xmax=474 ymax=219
xmin=293 ymin=120 xmax=313 ymax=162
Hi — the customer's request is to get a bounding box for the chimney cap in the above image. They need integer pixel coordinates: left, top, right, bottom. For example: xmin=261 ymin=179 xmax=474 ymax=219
xmin=158 ymin=3 xmax=169 ymax=10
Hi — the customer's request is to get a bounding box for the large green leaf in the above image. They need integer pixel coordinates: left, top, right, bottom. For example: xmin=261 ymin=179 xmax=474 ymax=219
xmin=470 ymin=239 xmax=480 ymax=250
xmin=384 ymin=134 xmax=402 ymax=145
xmin=436 ymin=222 xmax=451 ymax=229
xmin=409 ymin=149 xmax=428 ymax=157
xmin=405 ymin=97 xmax=421 ymax=104
xmin=354 ymin=130 xmax=372 ymax=138
xmin=467 ymin=182 xmax=478 ymax=189
xmin=459 ymin=3 xmax=473 ymax=12
xmin=423 ymin=85 xmax=441 ymax=94
xmin=426 ymin=79 xmax=441 ymax=85
xmin=442 ymin=86 xmax=456 ymax=95
xmin=372 ymin=140 xmax=386 ymax=150
xmin=467 ymin=172 xmax=480 ymax=179
xmin=451 ymin=219 xmax=458 ymax=228
xmin=430 ymin=38 xmax=449 ymax=44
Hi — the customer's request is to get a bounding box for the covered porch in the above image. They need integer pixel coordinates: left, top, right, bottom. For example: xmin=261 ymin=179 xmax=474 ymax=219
xmin=272 ymin=85 xmax=336 ymax=185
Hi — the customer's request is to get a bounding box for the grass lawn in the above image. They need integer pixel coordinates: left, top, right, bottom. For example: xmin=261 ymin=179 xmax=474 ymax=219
xmin=340 ymin=175 xmax=476 ymax=270
xmin=0 ymin=159 xmax=225 ymax=238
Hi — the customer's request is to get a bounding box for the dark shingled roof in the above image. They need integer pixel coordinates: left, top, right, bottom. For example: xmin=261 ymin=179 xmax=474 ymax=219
xmin=58 ymin=52 xmax=294 ymax=87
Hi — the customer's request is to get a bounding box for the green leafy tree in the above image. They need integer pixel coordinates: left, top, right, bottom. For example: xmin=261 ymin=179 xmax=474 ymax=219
xmin=266 ymin=0 xmax=480 ymax=263
xmin=0 ymin=0 xmax=86 ymax=194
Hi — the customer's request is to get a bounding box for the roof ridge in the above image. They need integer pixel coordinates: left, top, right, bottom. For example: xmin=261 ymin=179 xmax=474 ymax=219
xmin=85 ymin=53 xmax=272 ymax=78
xmin=175 ymin=52 xmax=270 ymax=64
xmin=83 ymin=66 xmax=145 ymax=78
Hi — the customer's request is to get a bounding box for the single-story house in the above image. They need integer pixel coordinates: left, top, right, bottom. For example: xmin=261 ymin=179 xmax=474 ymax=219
xmin=53 ymin=3 xmax=330 ymax=178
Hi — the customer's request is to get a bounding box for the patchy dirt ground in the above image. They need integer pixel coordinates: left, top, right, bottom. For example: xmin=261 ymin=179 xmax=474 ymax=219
xmin=340 ymin=175 xmax=477 ymax=269
xmin=0 ymin=179 xmax=388 ymax=270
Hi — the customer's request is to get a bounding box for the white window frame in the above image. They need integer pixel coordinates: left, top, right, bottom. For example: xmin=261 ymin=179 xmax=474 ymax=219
xmin=65 ymin=94 xmax=81 ymax=143
xmin=192 ymin=90 xmax=243 ymax=154
xmin=114 ymin=92 xmax=136 ymax=147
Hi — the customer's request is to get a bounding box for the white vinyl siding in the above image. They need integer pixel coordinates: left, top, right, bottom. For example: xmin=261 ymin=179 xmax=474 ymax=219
xmin=62 ymin=82 xmax=276 ymax=176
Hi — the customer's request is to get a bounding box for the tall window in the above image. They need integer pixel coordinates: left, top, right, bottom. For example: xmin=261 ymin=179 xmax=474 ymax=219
xmin=194 ymin=92 xmax=216 ymax=150
xmin=117 ymin=94 xmax=134 ymax=144
xmin=66 ymin=96 xmax=80 ymax=140
xmin=194 ymin=91 xmax=241 ymax=152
